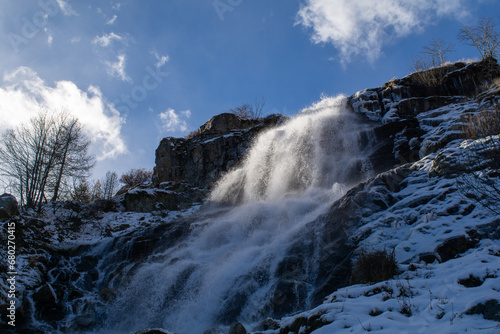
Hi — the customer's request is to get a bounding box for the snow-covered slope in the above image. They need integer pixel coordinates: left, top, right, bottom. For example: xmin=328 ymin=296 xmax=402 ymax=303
xmin=274 ymin=146 xmax=500 ymax=334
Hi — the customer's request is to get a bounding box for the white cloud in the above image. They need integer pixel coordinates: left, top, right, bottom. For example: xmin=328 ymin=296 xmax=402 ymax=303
xmin=105 ymin=54 xmax=131 ymax=82
xmin=46 ymin=30 xmax=53 ymax=46
xmin=56 ymin=0 xmax=77 ymax=16
xmin=106 ymin=14 xmax=118 ymax=25
xmin=159 ymin=109 xmax=191 ymax=133
xmin=151 ymin=50 xmax=169 ymax=68
xmin=92 ymin=32 xmax=124 ymax=47
xmin=295 ymin=0 xmax=468 ymax=64
xmin=0 ymin=67 xmax=126 ymax=160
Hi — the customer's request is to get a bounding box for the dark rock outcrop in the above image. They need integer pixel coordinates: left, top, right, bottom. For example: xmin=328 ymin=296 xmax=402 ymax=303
xmin=350 ymin=57 xmax=500 ymax=171
xmin=121 ymin=182 xmax=207 ymax=212
xmin=154 ymin=114 xmax=285 ymax=189
xmin=466 ymin=299 xmax=500 ymax=321
xmin=32 ymin=284 xmax=65 ymax=322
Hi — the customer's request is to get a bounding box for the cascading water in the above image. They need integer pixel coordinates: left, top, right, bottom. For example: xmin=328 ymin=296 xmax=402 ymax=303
xmin=100 ymin=96 xmax=374 ymax=334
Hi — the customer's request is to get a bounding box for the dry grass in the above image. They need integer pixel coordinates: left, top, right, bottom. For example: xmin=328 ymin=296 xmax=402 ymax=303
xmin=459 ymin=102 xmax=500 ymax=214
xmin=185 ymin=128 xmax=201 ymax=139
xmin=492 ymin=77 xmax=500 ymax=88
xmin=350 ymin=249 xmax=398 ymax=284
xmin=462 ymin=104 xmax=500 ymax=139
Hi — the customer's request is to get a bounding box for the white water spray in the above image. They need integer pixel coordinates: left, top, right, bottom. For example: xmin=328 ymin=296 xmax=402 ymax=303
xmin=211 ymin=95 xmax=372 ymax=204
xmin=102 ymin=96 xmax=374 ymax=334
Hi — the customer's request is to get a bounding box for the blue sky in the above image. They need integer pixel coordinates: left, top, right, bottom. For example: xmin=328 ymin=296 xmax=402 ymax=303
xmin=0 ymin=0 xmax=498 ymax=180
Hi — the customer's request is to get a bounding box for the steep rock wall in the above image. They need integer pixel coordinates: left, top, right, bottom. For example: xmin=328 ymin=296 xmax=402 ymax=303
xmin=154 ymin=113 xmax=286 ymax=189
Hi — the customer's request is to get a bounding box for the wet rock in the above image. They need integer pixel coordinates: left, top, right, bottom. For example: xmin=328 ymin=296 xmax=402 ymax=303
xmin=32 ymin=283 xmax=65 ymax=321
xmin=98 ymin=287 xmax=117 ymax=302
xmin=261 ymin=318 xmax=280 ymax=330
xmin=131 ymin=329 xmax=174 ymax=334
xmin=33 ymin=284 xmax=57 ymax=306
xmin=228 ymin=322 xmax=247 ymax=334
xmin=272 ymin=279 xmax=308 ymax=318
xmin=0 ymin=194 xmax=19 ymax=219
xmin=76 ymin=255 xmax=99 ymax=272
xmin=72 ymin=314 xmax=96 ymax=330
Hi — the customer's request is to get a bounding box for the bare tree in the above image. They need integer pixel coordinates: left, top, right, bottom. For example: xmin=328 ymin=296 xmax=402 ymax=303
xmin=229 ymin=97 xmax=265 ymax=120
xmin=119 ymin=168 xmax=153 ymax=188
xmin=51 ymin=114 xmax=95 ymax=201
xmin=421 ymin=38 xmax=455 ymax=66
xmin=102 ymin=171 xmax=119 ymax=200
xmin=0 ymin=111 xmax=95 ymax=211
xmin=458 ymin=17 xmax=500 ymax=60
xmin=408 ymin=37 xmax=455 ymax=88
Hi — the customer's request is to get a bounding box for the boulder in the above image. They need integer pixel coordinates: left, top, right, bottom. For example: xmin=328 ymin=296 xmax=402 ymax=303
xmin=32 ymin=283 xmax=65 ymax=321
xmin=228 ymin=322 xmax=247 ymax=334
xmin=0 ymin=193 xmax=19 ymax=219
xmin=466 ymin=299 xmax=500 ymax=321
xmin=199 ymin=113 xmax=249 ymax=134
xmin=435 ymin=235 xmax=477 ymax=262
xmin=72 ymin=314 xmax=96 ymax=330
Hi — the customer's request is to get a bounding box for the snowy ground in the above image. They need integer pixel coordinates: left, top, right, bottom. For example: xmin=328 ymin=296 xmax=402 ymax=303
xmin=270 ymin=141 xmax=500 ymax=334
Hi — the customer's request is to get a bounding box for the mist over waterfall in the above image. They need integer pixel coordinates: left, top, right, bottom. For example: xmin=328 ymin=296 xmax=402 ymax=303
xmin=211 ymin=96 xmax=373 ymax=204
xmin=102 ymin=96 xmax=374 ymax=334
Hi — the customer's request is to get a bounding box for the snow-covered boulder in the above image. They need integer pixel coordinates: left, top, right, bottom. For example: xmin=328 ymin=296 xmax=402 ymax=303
xmin=0 ymin=193 xmax=19 ymax=219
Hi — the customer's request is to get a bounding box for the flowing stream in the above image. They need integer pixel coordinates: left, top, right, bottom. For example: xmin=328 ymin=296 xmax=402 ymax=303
xmin=100 ymin=96 xmax=374 ymax=334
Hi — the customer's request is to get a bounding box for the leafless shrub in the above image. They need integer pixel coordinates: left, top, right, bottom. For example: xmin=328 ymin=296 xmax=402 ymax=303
xmin=463 ymin=106 xmax=500 ymax=139
xmin=229 ymin=97 xmax=265 ymax=120
xmin=350 ymin=249 xmax=398 ymax=284
xmin=119 ymin=168 xmax=153 ymax=188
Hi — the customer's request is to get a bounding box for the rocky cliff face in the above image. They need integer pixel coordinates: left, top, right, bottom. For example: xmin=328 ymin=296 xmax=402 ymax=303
xmin=119 ymin=113 xmax=285 ymax=213
xmin=350 ymin=57 xmax=500 ymax=173
xmin=154 ymin=113 xmax=286 ymax=189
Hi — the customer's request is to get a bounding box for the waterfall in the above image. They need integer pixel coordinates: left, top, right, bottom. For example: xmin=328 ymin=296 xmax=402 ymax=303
xmin=100 ymin=95 xmax=374 ymax=334
xmin=210 ymin=96 xmax=372 ymax=204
